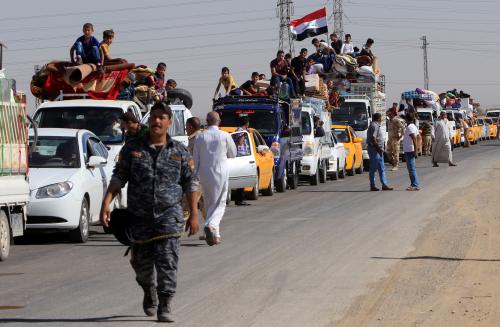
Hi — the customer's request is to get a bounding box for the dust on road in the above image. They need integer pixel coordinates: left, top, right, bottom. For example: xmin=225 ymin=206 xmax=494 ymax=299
xmin=334 ymin=169 xmax=500 ymax=326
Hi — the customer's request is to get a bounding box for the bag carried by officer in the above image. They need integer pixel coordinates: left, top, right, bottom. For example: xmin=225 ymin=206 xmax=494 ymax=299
xmin=109 ymin=209 xmax=133 ymax=246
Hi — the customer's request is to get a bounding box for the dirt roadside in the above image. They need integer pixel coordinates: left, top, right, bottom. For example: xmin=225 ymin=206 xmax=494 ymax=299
xmin=333 ymin=170 xmax=500 ymax=327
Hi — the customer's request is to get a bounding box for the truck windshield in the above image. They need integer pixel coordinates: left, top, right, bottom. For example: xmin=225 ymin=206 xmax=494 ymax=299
xmin=35 ymin=107 xmax=124 ymax=144
xmin=301 ymin=112 xmax=312 ymax=135
xmin=218 ymin=109 xmax=278 ymax=135
xmin=29 ymin=137 xmax=80 ymax=168
xmin=331 ymin=103 xmax=368 ymax=131
xmin=487 ymin=112 xmax=500 ymax=118
xmin=418 ymin=112 xmax=433 ymax=125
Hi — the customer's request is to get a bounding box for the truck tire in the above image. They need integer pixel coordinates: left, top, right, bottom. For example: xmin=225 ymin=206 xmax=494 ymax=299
xmin=0 ymin=210 xmax=10 ymax=261
xmin=347 ymin=157 xmax=355 ymax=176
xmin=262 ymin=172 xmax=274 ymax=196
xmin=69 ymin=198 xmax=90 ymax=243
xmin=288 ymin=162 xmax=299 ymax=190
xmin=310 ymin=163 xmax=320 ymax=185
xmin=166 ymin=88 xmax=193 ymax=109
xmin=276 ymin=169 xmax=287 ymax=193
xmin=319 ymin=160 xmax=327 ymax=183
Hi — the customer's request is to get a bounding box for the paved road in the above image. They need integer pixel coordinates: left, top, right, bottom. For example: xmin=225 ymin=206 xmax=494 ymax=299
xmin=1 ymin=140 xmax=499 ymax=327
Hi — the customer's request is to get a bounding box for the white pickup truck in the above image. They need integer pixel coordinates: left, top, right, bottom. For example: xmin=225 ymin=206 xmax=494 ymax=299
xmin=299 ymin=98 xmax=334 ymax=185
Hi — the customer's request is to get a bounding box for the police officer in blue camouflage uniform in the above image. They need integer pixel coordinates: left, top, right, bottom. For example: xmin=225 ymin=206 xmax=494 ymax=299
xmin=100 ymin=102 xmax=199 ymax=323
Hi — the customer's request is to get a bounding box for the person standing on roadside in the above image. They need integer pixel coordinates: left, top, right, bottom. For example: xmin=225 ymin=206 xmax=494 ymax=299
xmin=367 ymin=113 xmax=393 ymax=191
xmin=193 ymin=112 xmax=237 ymax=246
xmin=100 ymin=102 xmax=199 ymax=323
xmin=432 ymin=111 xmax=457 ymax=167
xmin=403 ymin=112 xmax=420 ymax=191
xmin=421 ymin=117 xmax=433 ymax=156
xmin=386 ymin=104 xmax=405 ymax=171
xmin=233 ymin=116 xmax=251 ymax=206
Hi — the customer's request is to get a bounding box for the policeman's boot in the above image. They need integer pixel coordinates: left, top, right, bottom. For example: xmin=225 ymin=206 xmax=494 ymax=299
xmin=157 ymin=295 xmax=174 ymax=323
xmin=141 ymin=286 xmax=158 ymax=317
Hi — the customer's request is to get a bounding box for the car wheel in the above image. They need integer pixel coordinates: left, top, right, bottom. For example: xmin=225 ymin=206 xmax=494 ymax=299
xmin=0 ymin=210 xmax=10 ymax=261
xmin=319 ymin=160 xmax=327 ymax=183
xmin=288 ymin=162 xmax=299 ymax=190
xmin=347 ymin=157 xmax=355 ymax=176
xmin=363 ymin=159 xmax=370 ymax=172
xmin=246 ymin=176 xmax=259 ymax=200
xmin=339 ymin=160 xmax=346 ymax=179
xmin=355 ymin=161 xmax=363 ymax=174
xmin=262 ymin=172 xmax=274 ymax=196
xmin=331 ymin=160 xmax=339 ymax=180
xmin=276 ymin=170 xmax=287 ymax=193
xmin=310 ymin=163 xmax=320 ymax=185
xmin=69 ymin=198 xmax=90 ymax=243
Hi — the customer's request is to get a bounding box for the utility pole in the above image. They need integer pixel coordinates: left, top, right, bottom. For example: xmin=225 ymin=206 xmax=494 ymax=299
xmin=421 ymin=36 xmax=429 ymax=90
xmin=277 ymin=0 xmax=294 ymax=56
xmin=0 ymin=42 xmax=6 ymax=70
xmin=333 ymin=0 xmax=344 ymax=39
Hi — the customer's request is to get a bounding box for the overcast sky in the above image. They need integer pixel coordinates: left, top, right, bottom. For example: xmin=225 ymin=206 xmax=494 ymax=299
xmin=1 ymin=0 xmax=499 ymax=117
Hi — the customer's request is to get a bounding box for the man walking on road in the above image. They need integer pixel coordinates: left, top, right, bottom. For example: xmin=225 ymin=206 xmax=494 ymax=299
xmin=432 ymin=111 xmax=457 ymax=167
xmin=403 ymin=112 xmax=420 ymax=191
xmin=367 ymin=113 xmax=393 ymax=191
xmin=193 ymin=112 xmax=237 ymax=246
xmin=386 ymin=103 xmax=405 ymax=171
xmin=100 ymin=102 xmax=199 ymax=323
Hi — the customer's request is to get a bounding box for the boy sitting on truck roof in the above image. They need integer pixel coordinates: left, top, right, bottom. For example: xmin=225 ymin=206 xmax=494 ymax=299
xmin=213 ymin=67 xmax=241 ymax=99
xmin=270 ymin=50 xmax=296 ymax=97
xmin=70 ymin=23 xmax=102 ymax=66
xmin=241 ymin=72 xmax=262 ymax=96
xmin=99 ymin=29 xmax=125 ymax=66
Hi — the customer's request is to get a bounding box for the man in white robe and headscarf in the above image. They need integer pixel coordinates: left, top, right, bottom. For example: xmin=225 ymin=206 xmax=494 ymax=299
xmin=193 ymin=111 xmax=236 ymax=246
xmin=432 ymin=111 xmax=457 ymax=167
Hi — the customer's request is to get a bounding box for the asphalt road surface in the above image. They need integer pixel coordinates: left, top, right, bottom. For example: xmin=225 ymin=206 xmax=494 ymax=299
xmin=1 ymin=140 xmax=499 ymax=327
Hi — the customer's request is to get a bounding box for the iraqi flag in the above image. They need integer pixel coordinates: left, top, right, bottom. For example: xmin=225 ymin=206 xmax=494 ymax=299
xmin=290 ymin=8 xmax=328 ymax=41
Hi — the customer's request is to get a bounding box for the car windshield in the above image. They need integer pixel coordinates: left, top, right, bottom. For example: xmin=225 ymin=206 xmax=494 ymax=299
xmin=332 ymin=128 xmax=349 ymax=143
xmin=218 ymin=109 xmax=278 ymax=135
xmin=418 ymin=112 xmax=433 ymax=125
xmin=301 ymin=112 xmax=312 ymax=135
xmin=29 ymin=137 xmax=80 ymax=168
xmin=35 ymin=107 xmax=124 ymax=144
xmin=331 ymin=102 xmax=368 ymax=131
xmin=486 ymin=112 xmax=500 ymax=118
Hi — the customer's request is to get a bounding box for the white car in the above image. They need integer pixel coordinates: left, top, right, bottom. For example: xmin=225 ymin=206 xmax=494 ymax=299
xmin=27 ymin=128 xmax=112 ymax=243
xmin=227 ymin=130 xmax=258 ymax=192
xmin=324 ymin=133 xmax=347 ymax=180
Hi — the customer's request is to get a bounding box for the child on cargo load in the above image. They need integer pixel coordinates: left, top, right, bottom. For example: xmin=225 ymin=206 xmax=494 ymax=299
xmin=213 ymin=67 xmax=241 ymax=99
xmin=99 ymin=29 xmax=125 ymax=66
xmin=70 ymin=23 xmax=102 ymax=67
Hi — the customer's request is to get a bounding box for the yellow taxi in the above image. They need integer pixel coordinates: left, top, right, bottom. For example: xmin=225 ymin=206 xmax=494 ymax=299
xmin=221 ymin=127 xmax=275 ymax=199
xmin=466 ymin=119 xmax=480 ymax=144
xmin=484 ymin=117 xmax=498 ymax=139
xmin=331 ymin=124 xmax=363 ymax=176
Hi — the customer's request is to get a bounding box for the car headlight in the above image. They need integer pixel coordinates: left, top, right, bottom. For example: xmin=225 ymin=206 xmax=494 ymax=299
xmin=303 ymin=140 xmax=314 ymax=156
xmin=36 ymin=182 xmax=73 ymax=199
xmin=271 ymin=142 xmax=281 ymax=159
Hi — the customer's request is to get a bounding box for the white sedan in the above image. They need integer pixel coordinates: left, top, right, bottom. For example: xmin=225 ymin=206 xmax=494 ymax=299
xmin=324 ymin=133 xmax=347 ymax=180
xmin=27 ymin=128 xmax=112 ymax=243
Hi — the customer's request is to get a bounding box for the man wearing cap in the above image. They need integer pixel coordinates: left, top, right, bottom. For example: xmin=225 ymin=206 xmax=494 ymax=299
xmin=386 ymin=103 xmax=405 ymax=171
xmin=120 ymin=111 xmax=148 ymax=141
xmin=100 ymin=102 xmax=199 ymax=323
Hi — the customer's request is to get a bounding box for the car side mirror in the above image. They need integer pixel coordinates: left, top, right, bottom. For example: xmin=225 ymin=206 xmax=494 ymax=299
xmin=353 ymin=137 xmax=363 ymax=143
xmin=257 ymin=145 xmax=270 ymax=153
xmin=87 ymin=156 xmax=107 ymax=168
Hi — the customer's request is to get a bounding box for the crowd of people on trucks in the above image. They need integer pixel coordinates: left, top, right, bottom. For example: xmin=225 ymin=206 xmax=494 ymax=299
xmin=212 ymin=32 xmax=378 ymax=109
